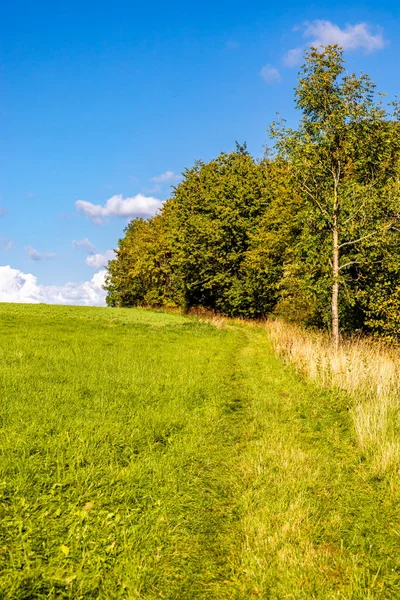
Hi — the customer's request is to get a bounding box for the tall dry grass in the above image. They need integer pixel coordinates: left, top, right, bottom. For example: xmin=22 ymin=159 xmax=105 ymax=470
xmin=265 ymin=319 xmax=400 ymax=475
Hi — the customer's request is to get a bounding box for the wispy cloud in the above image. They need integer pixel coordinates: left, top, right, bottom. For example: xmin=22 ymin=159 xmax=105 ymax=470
xmin=283 ymin=20 xmax=386 ymax=67
xmin=283 ymin=48 xmax=303 ymax=68
xmin=76 ymin=194 xmax=163 ymax=225
xmin=143 ymin=184 xmax=162 ymax=195
xmin=260 ymin=64 xmax=281 ymax=83
xmin=72 ymin=237 xmax=97 ymax=253
xmin=150 ymin=171 xmax=181 ymax=184
xmin=25 ymin=246 xmax=56 ymax=261
xmin=72 ymin=238 xmax=114 ymax=268
xmin=0 ymin=238 xmax=13 ymax=252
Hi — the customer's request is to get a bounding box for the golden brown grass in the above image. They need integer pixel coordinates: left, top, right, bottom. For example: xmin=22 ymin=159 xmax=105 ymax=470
xmin=264 ymin=318 xmax=400 ymax=475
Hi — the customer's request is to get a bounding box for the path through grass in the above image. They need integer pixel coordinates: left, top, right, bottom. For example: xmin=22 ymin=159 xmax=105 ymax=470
xmin=0 ymin=305 xmax=399 ymax=598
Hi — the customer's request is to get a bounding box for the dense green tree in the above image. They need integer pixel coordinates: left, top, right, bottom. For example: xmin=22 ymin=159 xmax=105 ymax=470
xmin=241 ymin=161 xmax=305 ymax=318
xmin=105 ymin=199 xmax=182 ymax=308
xmin=173 ymin=146 xmax=271 ymax=316
xmin=354 ymin=218 xmax=400 ymax=341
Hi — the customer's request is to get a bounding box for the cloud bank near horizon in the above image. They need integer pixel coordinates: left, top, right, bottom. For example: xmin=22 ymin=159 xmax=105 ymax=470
xmin=0 ymin=265 xmax=107 ymax=306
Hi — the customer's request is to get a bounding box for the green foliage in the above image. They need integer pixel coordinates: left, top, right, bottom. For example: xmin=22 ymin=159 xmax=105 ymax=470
xmin=242 ymin=162 xmax=306 ymax=318
xmin=173 ymin=150 xmax=271 ymax=316
xmin=105 ymin=200 xmax=183 ymax=308
xmin=106 ymin=148 xmax=275 ymax=317
xmin=357 ymin=228 xmax=400 ymax=342
xmin=364 ymin=283 xmax=400 ymax=342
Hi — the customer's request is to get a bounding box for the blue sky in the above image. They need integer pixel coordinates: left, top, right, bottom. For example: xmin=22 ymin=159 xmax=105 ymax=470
xmin=1 ymin=0 xmax=399 ymax=303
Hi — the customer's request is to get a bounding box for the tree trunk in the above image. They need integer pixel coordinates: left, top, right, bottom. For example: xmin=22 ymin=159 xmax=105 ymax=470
xmin=332 ymin=186 xmax=340 ymax=352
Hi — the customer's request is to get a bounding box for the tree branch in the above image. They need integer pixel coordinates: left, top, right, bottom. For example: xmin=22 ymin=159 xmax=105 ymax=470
xmin=340 ymin=220 xmax=396 ymax=249
xmin=339 ymin=260 xmax=362 ymax=271
xmin=339 ymin=258 xmax=384 ymax=271
xmin=339 ymin=231 xmax=377 ymax=249
xmin=343 ymin=200 xmax=368 ymax=225
xmin=299 ymin=181 xmax=332 ymax=221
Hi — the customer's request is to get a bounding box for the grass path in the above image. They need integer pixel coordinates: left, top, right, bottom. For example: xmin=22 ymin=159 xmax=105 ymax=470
xmin=1 ymin=306 xmax=400 ymax=598
xmin=224 ymin=326 xmax=400 ymax=598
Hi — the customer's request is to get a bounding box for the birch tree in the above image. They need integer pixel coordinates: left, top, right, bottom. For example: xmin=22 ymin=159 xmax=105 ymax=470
xmin=271 ymin=45 xmax=400 ymax=350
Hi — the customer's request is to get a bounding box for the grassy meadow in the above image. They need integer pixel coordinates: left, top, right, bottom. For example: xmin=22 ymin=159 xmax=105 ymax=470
xmin=1 ymin=304 xmax=400 ymax=598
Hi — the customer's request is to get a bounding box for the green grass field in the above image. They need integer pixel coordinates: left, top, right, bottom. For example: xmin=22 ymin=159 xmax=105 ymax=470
xmin=1 ymin=304 xmax=400 ymax=599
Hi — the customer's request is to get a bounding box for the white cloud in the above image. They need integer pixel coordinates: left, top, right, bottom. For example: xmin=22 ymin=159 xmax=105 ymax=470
xmin=86 ymin=250 xmax=115 ymax=269
xmin=150 ymin=171 xmax=181 ymax=184
xmin=306 ymin=20 xmax=385 ymax=52
xmin=42 ymin=270 xmax=107 ymax=306
xmin=260 ymin=64 xmax=281 ymax=83
xmin=283 ymin=20 xmax=386 ymax=67
xmin=0 ymin=265 xmax=107 ymax=306
xmin=76 ymin=194 xmax=162 ymax=224
xmin=72 ymin=237 xmax=97 ymax=253
xmin=0 ymin=266 xmax=41 ymax=303
xmin=25 ymin=246 xmax=56 ymax=261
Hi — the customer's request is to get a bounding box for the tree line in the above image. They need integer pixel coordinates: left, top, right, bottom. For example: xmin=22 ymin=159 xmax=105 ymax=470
xmin=105 ymin=46 xmax=400 ymax=343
